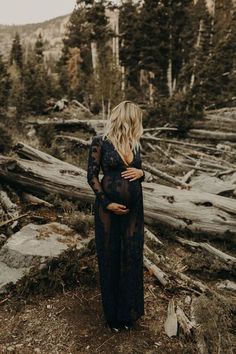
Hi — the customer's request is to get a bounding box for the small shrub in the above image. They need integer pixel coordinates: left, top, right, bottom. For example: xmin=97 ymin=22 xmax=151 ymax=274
xmin=37 ymin=124 xmax=55 ymax=148
xmin=147 ymin=90 xmax=204 ymax=137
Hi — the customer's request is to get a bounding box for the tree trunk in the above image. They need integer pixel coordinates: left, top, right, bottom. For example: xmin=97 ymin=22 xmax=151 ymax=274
xmin=1 ymin=154 xmax=236 ymax=240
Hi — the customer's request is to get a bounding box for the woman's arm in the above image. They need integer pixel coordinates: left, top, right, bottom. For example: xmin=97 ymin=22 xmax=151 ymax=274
xmin=138 ymin=145 xmax=145 ymax=182
xmin=139 ymin=169 xmax=145 ymax=182
xmin=87 ymin=135 xmax=111 ymax=210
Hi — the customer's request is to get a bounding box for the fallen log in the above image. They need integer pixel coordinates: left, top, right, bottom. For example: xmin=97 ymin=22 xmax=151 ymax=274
xmin=192 ymin=119 xmax=236 ymax=133
xmin=187 ymin=129 xmax=236 ymax=142
xmin=26 ymin=118 xmax=105 ymax=134
xmin=1 ymin=155 xmax=236 ymax=240
xmin=175 ymin=236 xmax=236 ymax=265
xmin=143 ymin=255 xmax=170 ymax=286
xmin=142 ymin=162 xmax=189 ymax=188
xmin=0 ymin=213 xmax=30 ymax=228
xmin=14 ymin=142 xmax=86 ymax=176
xmin=144 ymin=244 xmax=162 ymax=265
xmin=176 ymin=305 xmax=195 ymax=336
xmin=181 ymin=161 xmax=200 ymax=184
xmin=143 ymin=127 xmax=178 ymax=133
xmin=22 ymin=192 xmax=53 ymax=208
xmin=189 ymin=174 xmax=235 ymax=195
xmin=205 ymin=107 xmax=236 ymax=115
xmin=173 ymin=150 xmax=229 ymax=171
xmin=154 ymin=144 xmax=215 ymax=173
xmin=174 ymin=146 xmax=235 ymax=169
xmin=55 ymin=135 xmax=91 ymax=148
xmin=144 ymin=226 xmax=163 ymax=246
xmin=141 ymin=136 xmax=235 ymax=156
xmin=71 ymin=99 xmax=93 ymax=115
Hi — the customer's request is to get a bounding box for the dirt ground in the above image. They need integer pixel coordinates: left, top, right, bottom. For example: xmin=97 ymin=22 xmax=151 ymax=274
xmin=0 ymin=250 xmax=198 ymax=354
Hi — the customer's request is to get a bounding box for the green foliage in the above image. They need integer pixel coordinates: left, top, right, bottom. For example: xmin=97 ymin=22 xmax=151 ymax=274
xmin=8 ymin=62 xmax=25 ymax=121
xmin=148 ymin=90 xmax=204 ymax=136
xmin=0 ymin=55 xmax=11 ymax=117
xmin=9 ymin=32 xmax=23 ymax=70
xmin=57 ymin=0 xmax=117 ymax=105
xmin=118 ymin=0 xmax=142 ymax=91
xmin=34 ymin=33 xmax=44 ymax=62
xmin=37 ymin=125 xmax=56 ymax=148
xmin=22 ymin=58 xmax=49 ymax=114
xmin=22 ymin=43 xmax=52 ymax=115
xmin=192 ymin=6 xmax=236 ymax=109
xmin=138 ymin=0 xmax=170 ymax=95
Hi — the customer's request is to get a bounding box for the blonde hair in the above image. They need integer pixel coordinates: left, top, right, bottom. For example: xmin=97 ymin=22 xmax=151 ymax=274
xmin=102 ymin=100 xmax=143 ymax=157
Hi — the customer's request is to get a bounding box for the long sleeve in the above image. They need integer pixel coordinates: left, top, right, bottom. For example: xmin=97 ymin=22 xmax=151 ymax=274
xmin=87 ymin=135 xmax=111 ymax=210
xmin=140 ymin=169 xmax=145 ymax=182
xmin=138 ymin=145 xmax=145 ymax=182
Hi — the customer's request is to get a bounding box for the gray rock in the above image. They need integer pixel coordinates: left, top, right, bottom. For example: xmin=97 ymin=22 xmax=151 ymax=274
xmin=0 ymin=222 xmax=93 ymax=294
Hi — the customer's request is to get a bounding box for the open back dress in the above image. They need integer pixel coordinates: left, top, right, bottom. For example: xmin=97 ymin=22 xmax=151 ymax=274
xmin=87 ymin=134 xmax=145 ymax=326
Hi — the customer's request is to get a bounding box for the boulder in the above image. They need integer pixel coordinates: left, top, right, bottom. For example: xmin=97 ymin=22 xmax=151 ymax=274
xmin=0 ymin=222 xmax=93 ymax=294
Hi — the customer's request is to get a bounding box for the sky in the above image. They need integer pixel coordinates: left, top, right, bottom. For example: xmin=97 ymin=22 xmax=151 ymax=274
xmin=0 ymin=0 xmax=77 ymax=25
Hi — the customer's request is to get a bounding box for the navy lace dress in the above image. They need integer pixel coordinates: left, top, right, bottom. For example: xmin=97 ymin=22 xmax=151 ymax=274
xmin=87 ymin=134 xmax=145 ymax=326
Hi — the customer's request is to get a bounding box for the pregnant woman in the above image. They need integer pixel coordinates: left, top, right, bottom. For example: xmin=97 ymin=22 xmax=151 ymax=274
xmin=87 ymin=100 xmax=145 ymax=332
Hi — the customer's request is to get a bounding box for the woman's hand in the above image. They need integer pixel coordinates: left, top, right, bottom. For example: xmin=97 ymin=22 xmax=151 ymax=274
xmin=106 ymin=203 xmax=130 ymax=215
xmin=121 ymin=167 xmax=144 ymax=181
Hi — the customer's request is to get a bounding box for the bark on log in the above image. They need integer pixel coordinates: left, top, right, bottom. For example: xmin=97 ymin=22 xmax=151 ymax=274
xmin=143 ymin=127 xmax=178 ymax=133
xmin=187 ymin=129 xmax=236 ymax=142
xmin=175 ymin=236 xmax=236 ymax=265
xmin=27 ymin=119 xmax=105 ymax=134
xmin=154 ymin=144 xmax=215 ymax=173
xmin=144 ymin=244 xmax=162 ymax=265
xmin=176 ymin=305 xmax=195 ymax=336
xmin=71 ymin=99 xmax=93 ymax=115
xmin=141 ymin=136 xmax=235 ymax=155
xmin=22 ymin=193 xmax=53 ymax=208
xmin=192 ymin=119 xmax=236 ymax=132
xmin=143 ymin=255 xmax=170 ymax=286
xmin=144 ymin=226 xmax=163 ymax=246
xmin=142 ymin=162 xmax=189 ymax=188
xmin=1 ymin=155 xmax=236 ymax=240
xmin=55 ymin=135 xmax=91 ymax=148
xmin=14 ymin=142 xmax=86 ymax=176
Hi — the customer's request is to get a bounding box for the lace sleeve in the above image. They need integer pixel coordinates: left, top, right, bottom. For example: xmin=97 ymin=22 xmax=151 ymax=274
xmin=138 ymin=145 xmax=145 ymax=182
xmin=87 ymin=135 xmax=111 ymax=209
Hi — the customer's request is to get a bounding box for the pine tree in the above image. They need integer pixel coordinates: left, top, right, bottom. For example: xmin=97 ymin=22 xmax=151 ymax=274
xmin=10 ymin=32 xmax=23 ymax=70
xmin=138 ymin=0 xmax=171 ymax=96
xmin=35 ymin=33 xmax=44 ymax=62
xmin=0 ymin=54 xmax=11 ymax=120
xmin=57 ymin=0 xmax=115 ymax=104
xmin=22 ymin=39 xmax=52 ymax=115
xmin=192 ymin=0 xmax=236 ymax=108
xmin=169 ymin=0 xmax=194 ymax=89
xmin=118 ymin=0 xmax=142 ymax=94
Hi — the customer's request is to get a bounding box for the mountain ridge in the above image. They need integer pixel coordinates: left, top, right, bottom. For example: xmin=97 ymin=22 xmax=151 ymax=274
xmin=0 ymin=14 xmax=70 ymax=62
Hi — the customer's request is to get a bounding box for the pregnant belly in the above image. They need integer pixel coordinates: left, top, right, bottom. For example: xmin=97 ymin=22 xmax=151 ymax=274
xmin=101 ymin=173 xmax=142 ymax=208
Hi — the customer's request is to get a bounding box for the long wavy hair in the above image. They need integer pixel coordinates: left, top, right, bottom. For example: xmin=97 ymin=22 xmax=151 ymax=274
xmin=102 ymin=100 xmax=144 ymax=158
